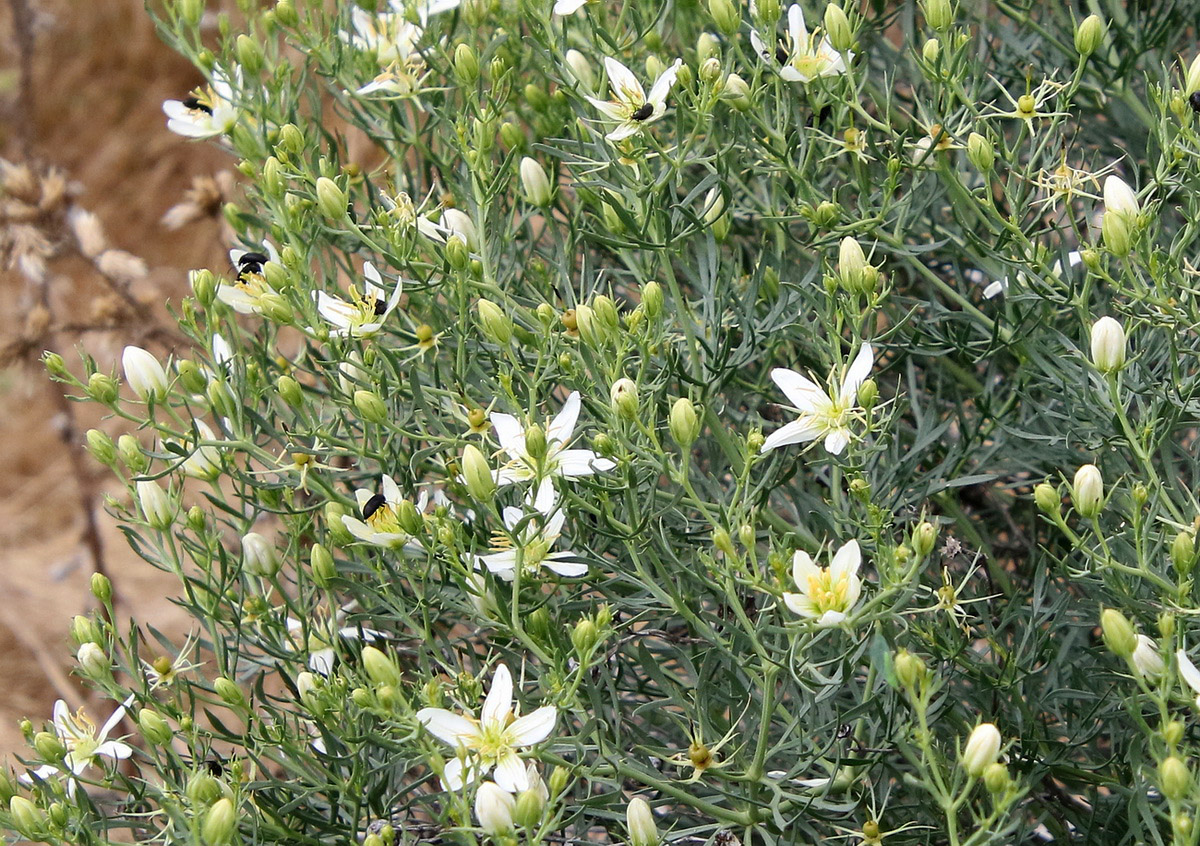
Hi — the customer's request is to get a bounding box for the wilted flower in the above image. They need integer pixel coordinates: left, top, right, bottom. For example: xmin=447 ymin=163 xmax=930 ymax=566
xmin=162 ymin=68 xmax=240 ymax=138
xmin=761 ymin=344 xmax=874 ymax=455
xmin=751 ymin=5 xmax=850 ymax=83
xmin=22 ymin=699 xmax=133 ymax=796
xmin=587 ymin=57 xmax=683 ymax=142
xmin=490 ymin=391 xmax=616 ymax=486
xmin=416 ymin=663 xmax=557 ymax=791
xmin=783 ymin=539 xmax=863 ymax=627
xmin=1132 ymin=634 xmax=1165 ymax=679
xmin=477 ymin=480 xmax=586 ymax=581
xmin=314 ymin=262 xmax=403 ymax=338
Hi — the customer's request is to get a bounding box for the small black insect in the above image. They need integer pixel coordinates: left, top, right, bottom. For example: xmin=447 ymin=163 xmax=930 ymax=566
xmin=362 ymin=493 xmax=388 ymax=520
xmin=775 ymin=43 xmax=789 ymax=65
xmin=631 ymin=102 xmax=654 ymax=121
xmin=237 ymin=251 xmax=269 ymax=268
xmin=373 ymin=298 xmax=388 ymax=316
xmin=182 ymin=96 xmax=213 ymax=115
xmin=1190 ymin=91 xmax=1200 ymax=114
xmin=204 ymin=756 xmax=225 ymax=776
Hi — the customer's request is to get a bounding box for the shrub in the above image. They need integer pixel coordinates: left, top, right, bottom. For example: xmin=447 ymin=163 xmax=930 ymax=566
xmin=14 ymin=1 xmax=1200 ymax=844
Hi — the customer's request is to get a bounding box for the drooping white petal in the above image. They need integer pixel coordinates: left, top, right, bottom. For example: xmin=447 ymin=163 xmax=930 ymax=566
xmin=761 ymin=419 xmax=823 ymax=453
xmin=838 ymin=344 xmax=874 ymax=406
xmin=553 ymin=0 xmax=588 ymax=13
xmin=544 ymin=556 xmax=588 ymax=578
xmin=556 ymin=449 xmax=615 ymax=476
xmin=442 ymin=756 xmax=472 ymax=790
xmin=95 ymin=740 xmax=133 ymax=761
xmin=479 ymin=549 xmax=520 ymax=575
xmin=1178 ymin=649 xmax=1200 ymax=695
xmin=815 ymin=610 xmax=846 ymax=627
xmin=823 ymin=428 xmax=850 ymax=455
xmin=783 ymin=591 xmax=815 ymax=617
xmin=531 ymin=479 xmax=557 ymax=515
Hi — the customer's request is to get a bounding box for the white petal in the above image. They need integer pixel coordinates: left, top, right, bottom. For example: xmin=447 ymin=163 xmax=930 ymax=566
xmin=547 ymin=392 xmax=581 ymax=445
xmin=823 ymin=428 xmax=850 ymax=455
xmin=544 ymin=556 xmax=588 ymax=578
xmin=839 ymin=344 xmax=874 ymax=406
xmin=1179 ymin=649 xmax=1200 ymax=694
xmin=553 ymin=0 xmax=587 ymax=13
xmin=383 ymin=474 xmax=403 ymax=504
xmin=482 ymin=664 xmax=513 ymax=727
xmin=829 ymin=540 xmax=861 ymax=582
xmin=787 ymin=4 xmax=809 ymax=42
xmin=588 ymin=97 xmax=629 ymax=121
xmin=480 ymin=550 xmax=520 ymax=574
xmin=309 ymin=648 xmax=336 ymax=676
xmin=771 ymin=368 xmax=827 ymax=412
xmin=816 ymin=610 xmax=846 ymax=627
xmin=531 ymin=479 xmax=557 ymax=515
xmin=493 ymin=751 xmax=528 ymax=792
xmin=442 ymin=756 xmax=472 ymax=790
xmin=557 ymin=449 xmax=614 ymax=476
xmin=783 ymin=591 xmax=815 ymax=617
xmin=96 ymin=740 xmax=133 ymax=760
xmin=491 ymin=413 xmax=525 ymax=454
xmin=508 ymin=705 xmax=557 ymax=746
xmin=792 ymin=550 xmax=820 ymax=585
xmin=982 ymin=280 xmax=1006 ymax=299
xmin=606 ymin=122 xmax=642 ymax=142
xmin=417 ymin=708 xmax=481 ymax=745
xmin=646 ymin=59 xmax=682 ymax=106
xmin=603 ymin=57 xmax=645 ymax=104
xmin=761 ymin=418 xmax=823 ymax=453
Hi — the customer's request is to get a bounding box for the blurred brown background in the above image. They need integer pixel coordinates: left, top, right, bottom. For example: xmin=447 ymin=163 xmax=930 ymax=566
xmin=0 ymin=0 xmax=233 ymax=756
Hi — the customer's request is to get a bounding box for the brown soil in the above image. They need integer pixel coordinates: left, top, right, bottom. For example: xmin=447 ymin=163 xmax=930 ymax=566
xmin=0 ymin=0 xmax=232 ymax=759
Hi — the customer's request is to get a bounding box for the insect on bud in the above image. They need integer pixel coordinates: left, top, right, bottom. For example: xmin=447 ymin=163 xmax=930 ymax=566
xmin=1090 ymin=316 xmax=1126 ymax=374
xmin=462 ymin=445 xmax=497 ymax=501
xmin=1074 ymin=14 xmax=1105 ymax=57
xmin=1072 ymin=464 xmax=1104 ymax=518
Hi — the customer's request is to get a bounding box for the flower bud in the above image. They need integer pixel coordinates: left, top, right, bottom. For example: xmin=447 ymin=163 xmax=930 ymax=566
xmin=242 ymin=532 xmax=280 ymax=577
xmin=627 ymin=797 xmax=658 ymax=846
xmin=519 ymin=157 xmax=553 ymax=206
xmin=202 ymin=797 xmax=237 ymax=846
xmin=921 ymin=37 xmax=940 ymax=64
xmin=921 ymin=0 xmax=953 ymax=30
xmin=697 ymin=32 xmax=720 ymax=61
xmin=277 ymin=374 xmax=303 ymax=407
xmin=670 ymin=397 xmax=700 ymax=447
xmin=1102 ymin=211 xmax=1132 ymax=257
xmin=442 ymin=209 xmax=478 ymax=251
xmin=1166 ymin=720 xmax=1186 ymax=747
xmin=1033 ymin=482 xmax=1060 ymax=514
xmin=513 ymin=782 xmax=546 ymax=827
xmin=858 ymin=378 xmax=878 ymax=411
xmin=275 ymin=0 xmax=298 ymax=27
xmin=913 ymin=522 xmax=938 ymax=558
xmin=838 ymin=237 xmax=868 ymax=291
xmin=453 ymin=43 xmax=480 ymax=85
xmin=362 ymin=645 xmax=402 ymax=688
xmin=571 ymin=618 xmax=599 ymax=656
xmin=1161 ymin=756 xmax=1192 ymax=802
xmin=1103 ymin=175 xmax=1139 ymax=218
xmin=1173 ymin=531 xmax=1196 ymax=575
xmin=207 ymin=379 xmax=237 ymax=419
xmin=1090 ymin=316 xmax=1126 ymax=374
xmin=1072 ymin=464 xmax=1103 ymax=518
xmin=477 ymin=299 xmax=513 ymax=344
xmin=641 ymin=280 xmax=663 ymax=319
xmin=9 ymin=796 xmax=45 ymax=838
xmin=138 ymin=708 xmax=173 ymax=746
xmin=213 ymin=677 xmax=244 ymax=707
xmin=894 ymin=649 xmax=926 ymax=689
xmin=316 ymin=177 xmax=347 ymax=220
xmin=235 ymin=33 xmax=262 ymax=73
xmin=90 ymin=572 xmax=112 ymax=603
xmin=445 ymin=235 xmax=470 ymax=271
xmin=325 ymin=501 xmax=354 ymax=546
xmin=85 ymin=428 xmax=117 ymax=466
xmin=1101 ymin=608 xmax=1137 ymax=658
xmin=574 ymin=302 xmax=601 ymax=344
xmin=310 ymin=543 xmax=336 ymax=587
xmin=72 ymin=615 xmax=102 ymax=646
xmin=961 ymin=723 xmax=1002 ymax=778
xmin=1132 ymin=634 xmax=1165 ymax=678
xmin=176 ymin=359 xmax=207 ymax=395
xmin=699 ymin=56 xmax=722 ymax=85
xmin=1074 ymin=14 xmax=1105 ymax=57
xmin=34 ymin=730 xmax=65 ymax=762
xmin=77 ymin=641 xmax=110 ymax=679
xmin=462 ymin=445 xmax=497 ymax=501
xmin=475 ymin=782 xmax=515 ymax=835
xmin=1186 ymin=54 xmax=1200 ymax=98
xmin=721 ymin=73 xmax=752 ymax=110
xmin=966 ymin=132 xmax=994 ymax=171
xmin=354 ymin=389 xmax=389 ymax=425
xmin=123 ymin=345 xmax=169 ymax=402
xmin=983 ymin=762 xmax=1010 ymax=794
xmin=87 ymin=371 xmax=119 ymax=405
xmin=117 ymin=436 xmax=146 ymax=474
xmin=707 ymin=0 xmax=738 ymax=36
xmin=179 ymin=0 xmax=204 ymax=26
xmin=42 ymin=351 xmax=68 ymax=380
xmin=137 ymin=480 xmax=176 ymax=529
xmin=610 ymin=378 xmax=639 ymax=420
xmin=823 ymin=4 xmax=853 ymax=52
xmin=564 ymin=49 xmax=595 ymax=90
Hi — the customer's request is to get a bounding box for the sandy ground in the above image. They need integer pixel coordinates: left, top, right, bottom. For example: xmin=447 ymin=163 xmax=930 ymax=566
xmin=0 ymin=0 xmax=233 ymax=758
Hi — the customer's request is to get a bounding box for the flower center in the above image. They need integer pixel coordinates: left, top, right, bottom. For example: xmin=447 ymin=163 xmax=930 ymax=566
xmin=475 ymin=718 xmax=515 ymax=762
xmin=367 ymin=503 xmax=403 ymax=534
xmin=806 ymin=571 xmax=849 ymax=614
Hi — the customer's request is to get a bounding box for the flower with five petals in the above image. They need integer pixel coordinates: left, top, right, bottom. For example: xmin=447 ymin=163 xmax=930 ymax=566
xmin=783 ymin=539 xmax=864 ymax=627
xmin=761 ymin=344 xmax=873 ymax=455
xmin=587 ymin=57 xmax=682 ymax=142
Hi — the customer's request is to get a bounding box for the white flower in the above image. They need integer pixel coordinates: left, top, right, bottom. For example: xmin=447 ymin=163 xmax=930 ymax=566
xmin=22 ymin=698 xmax=134 ymax=796
xmin=416 ymin=663 xmax=557 ymax=791
xmin=751 ymin=5 xmax=849 ymax=83
xmin=1103 ymin=175 xmax=1139 ymax=218
xmin=122 ymin=345 xmax=169 ymax=401
xmin=342 ymin=6 xmax=424 ymax=64
xmin=981 ymin=251 xmax=1082 ymax=299
xmin=1132 ymin=634 xmax=1165 ymax=679
xmin=286 ymin=610 xmax=384 ymax=676
xmin=1177 ymin=649 xmax=1200 ymax=707
xmin=381 ymin=191 xmax=449 ymax=243
xmin=354 ymin=61 xmax=429 ymax=99
xmin=342 ymin=474 xmax=413 ymax=549
xmin=218 ymin=243 xmax=281 ymax=314
xmin=162 ymin=68 xmax=240 ymax=138
xmin=782 ymin=539 xmax=863 ymax=627
xmin=475 ymin=781 xmax=516 ymax=834
xmin=761 ymin=344 xmax=873 ymax=455
xmin=477 ymin=480 xmax=586 ymax=581
xmin=314 ymin=262 xmax=403 ymax=338
xmin=490 ymin=391 xmax=616 ymax=486
xmin=553 ymin=0 xmax=589 ymax=14
xmin=586 ymin=57 xmax=682 ymax=142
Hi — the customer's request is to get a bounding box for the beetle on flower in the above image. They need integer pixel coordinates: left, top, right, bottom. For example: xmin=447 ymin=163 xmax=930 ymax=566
xmin=313 ymin=262 xmax=403 ymax=338
xmin=587 ymin=57 xmax=683 ymax=142
xmin=162 ymin=67 xmax=241 ymax=138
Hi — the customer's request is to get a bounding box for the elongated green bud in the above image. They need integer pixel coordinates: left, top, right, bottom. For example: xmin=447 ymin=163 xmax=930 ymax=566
xmin=354 ymin=389 xmax=389 ymax=424
xmin=202 ymin=797 xmax=237 ymax=846
xmin=316 ymin=177 xmax=347 ymax=220
xmin=669 ymin=397 xmax=700 ymax=447
xmin=362 ymin=645 xmax=402 ymax=688
xmin=1100 ymin=607 xmax=1136 ymax=658
xmin=477 ymin=299 xmax=512 ymax=344
xmin=462 ymin=445 xmax=496 ymax=501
